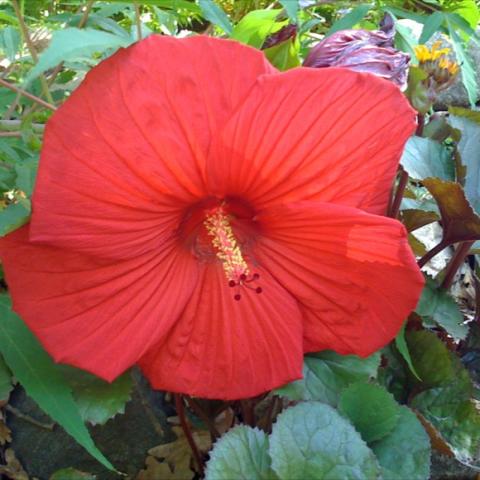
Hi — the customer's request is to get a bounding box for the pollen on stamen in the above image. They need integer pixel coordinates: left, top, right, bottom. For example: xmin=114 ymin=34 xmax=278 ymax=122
xmin=204 ymin=206 xmax=262 ymax=300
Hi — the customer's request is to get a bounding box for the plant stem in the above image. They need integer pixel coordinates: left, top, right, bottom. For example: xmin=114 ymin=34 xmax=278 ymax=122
xmin=185 ymin=396 xmax=221 ymax=441
xmin=388 ymin=167 xmax=409 ymax=219
xmin=5 ymin=405 xmax=54 ymax=431
xmin=441 ymin=241 xmax=474 ymax=290
xmin=11 ymin=0 xmax=55 ymax=106
xmin=174 ymin=394 xmax=204 ymax=476
xmin=0 ymin=132 xmax=21 ymax=137
xmin=240 ymin=399 xmax=255 ymax=426
xmin=416 ymin=113 xmax=425 ymax=136
xmin=418 ymin=240 xmax=449 ymax=268
xmin=134 ymin=3 xmax=142 ymax=40
xmin=0 ymin=78 xmax=56 ymax=111
xmin=0 ymin=120 xmax=44 ymax=133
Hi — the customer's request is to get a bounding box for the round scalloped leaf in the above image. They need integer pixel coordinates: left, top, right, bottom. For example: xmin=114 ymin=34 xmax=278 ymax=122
xmin=60 ymin=366 xmax=133 ymax=426
xmin=339 ymin=382 xmax=400 ymax=443
xmin=275 ymin=351 xmax=380 ymax=406
xmin=205 ymin=425 xmax=275 ymax=480
xmin=269 ymin=402 xmax=380 ymax=479
xmin=371 ymin=406 xmax=430 ymax=480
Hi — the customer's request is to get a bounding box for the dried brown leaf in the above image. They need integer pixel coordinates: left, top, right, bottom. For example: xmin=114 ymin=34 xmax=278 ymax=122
xmin=0 ymin=448 xmax=29 ymax=480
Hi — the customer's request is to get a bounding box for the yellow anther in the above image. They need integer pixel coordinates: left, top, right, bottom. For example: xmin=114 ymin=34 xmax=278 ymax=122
xmin=204 ymin=206 xmax=250 ymax=282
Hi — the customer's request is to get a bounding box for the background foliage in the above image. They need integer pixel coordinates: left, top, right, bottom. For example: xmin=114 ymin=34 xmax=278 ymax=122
xmin=0 ymin=0 xmax=480 ymax=478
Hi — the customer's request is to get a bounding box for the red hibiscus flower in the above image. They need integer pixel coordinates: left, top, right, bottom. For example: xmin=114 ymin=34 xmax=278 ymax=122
xmin=0 ymin=36 xmax=424 ymax=400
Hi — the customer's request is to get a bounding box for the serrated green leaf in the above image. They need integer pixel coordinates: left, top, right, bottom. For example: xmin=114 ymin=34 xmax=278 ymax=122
xmin=371 ymin=406 xmax=430 ymax=480
xmin=269 ymin=402 xmax=380 ymax=479
xmin=411 ymin=378 xmax=480 ymax=466
xmin=26 ymin=28 xmax=132 ymax=84
xmin=327 ymin=4 xmax=371 ymax=36
xmin=401 ymin=136 xmax=454 ymax=181
xmin=339 ymin=382 xmax=400 ymax=443
xmin=230 ymin=9 xmax=284 ymax=48
xmin=60 ymin=366 xmax=133 ymax=426
xmin=198 ymin=0 xmax=232 ymax=34
xmin=408 ymin=329 xmax=480 ymax=466
xmin=0 ymin=295 xmax=115 ymax=471
xmin=449 ymin=113 xmax=480 ymax=214
xmin=415 ymin=277 xmax=468 ymax=341
xmin=275 ymin=351 xmax=380 ymax=406
xmin=0 ymin=353 xmax=12 ymax=403
xmin=0 ymin=201 xmax=31 ymax=236
xmin=205 ymin=426 xmax=275 ymax=480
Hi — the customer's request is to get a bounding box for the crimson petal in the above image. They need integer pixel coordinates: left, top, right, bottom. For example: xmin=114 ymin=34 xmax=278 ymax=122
xmin=254 ymin=202 xmax=424 ymax=356
xmin=0 ymin=226 xmax=199 ymax=380
xmin=138 ymin=263 xmax=303 ymax=400
xmin=29 ymin=36 xmax=276 ymax=259
xmin=207 ymin=67 xmax=416 ymax=215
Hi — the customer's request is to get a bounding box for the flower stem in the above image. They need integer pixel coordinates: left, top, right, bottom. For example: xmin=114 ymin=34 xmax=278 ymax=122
xmin=134 ymin=3 xmax=142 ymax=40
xmin=441 ymin=241 xmax=474 ymax=290
xmin=417 ymin=240 xmax=449 ymax=268
xmin=388 ymin=167 xmax=409 ymax=219
xmin=185 ymin=396 xmax=221 ymax=440
xmin=240 ymin=399 xmax=255 ymax=426
xmin=174 ymin=393 xmax=204 ymax=476
xmin=0 ymin=77 xmax=56 ymax=111
xmin=416 ymin=113 xmax=425 ymax=136
xmin=11 ymin=0 xmax=54 ymax=106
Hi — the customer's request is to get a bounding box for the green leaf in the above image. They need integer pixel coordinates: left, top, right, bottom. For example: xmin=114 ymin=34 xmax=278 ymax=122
xmin=198 ymin=0 xmax=232 ymax=34
xmin=0 ymin=295 xmax=115 ymax=471
xmin=0 ymin=201 xmax=31 ymax=236
xmin=401 ymin=136 xmax=454 ymax=181
xmin=263 ymin=38 xmax=300 ymax=71
xmin=49 ymin=468 xmax=96 ymax=480
xmin=327 ymin=4 xmax=371 ymax=36
xmin=205 ymin=426 xmax=275 ymax=480
xmin=15 ymin=157 xmax=38 ymax=197
xmin=339 ymin=382 xmax=400 ymax=443
xmin=269 ymin=402 xmax=380 ymax=479
xmin=26 ymin=28 xmax=132 ymax=84
xmin=60 ymin=366 xmax=133 ymax=426
xmin=444 ymin=0 xmax=479 ymax=29
xmin=275 ymin=351 xmax=380 ymax=406
xmin=419 ymin=11 xmax=445 ymax=43
xmin=411 ymin=379 xmax=480 ymax=466
xmin=415 ymin=277 xmax=468 ymax=341
xmin=0 ymin=353 xmax=13 ymax=404
xmin=279 ymin=0 xmax=299 ymax=22
xmin=446 ymin=15 xmax=478 ymax=107
xmin=448 ymin=113 xmax=480 ymax=214
xmin=0 ymin=26 xmax=21 ymax=61
xmin=407 ymin=330 xmax=456 ymax=387
xmin=371 ymin=406 xmax=430 ymax=480
xmin=405 ymin=67 xmax=431 ymax=114
xmin=230 ymin=9 xmax=284 ymax=49
xmin=395 ymin=323 xmax=421 ymax=380
xmin=407 ymin=330 xmax=480 ymax=466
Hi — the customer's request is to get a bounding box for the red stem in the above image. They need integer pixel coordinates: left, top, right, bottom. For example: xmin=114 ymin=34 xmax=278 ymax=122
xmin=388 ymin=168 xmax=409 ymax=219
xmin=441 ymin=241 xmax=474 ymax=290
xmin=417 ymin=240 xmax=449 ymax=268
xmin=174 ymin=394 xmax=204 ymax=476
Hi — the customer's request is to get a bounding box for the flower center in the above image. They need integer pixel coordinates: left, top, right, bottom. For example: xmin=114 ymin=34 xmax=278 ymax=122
xmin=203 ymin=204 xmax=262 ymax=301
